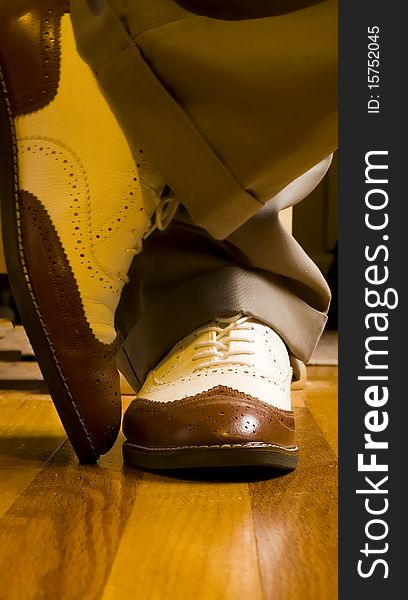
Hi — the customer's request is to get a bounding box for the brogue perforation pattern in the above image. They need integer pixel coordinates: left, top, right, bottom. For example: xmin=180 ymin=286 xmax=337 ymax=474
xmin=19 ymin=189 xmax=122 ymax=449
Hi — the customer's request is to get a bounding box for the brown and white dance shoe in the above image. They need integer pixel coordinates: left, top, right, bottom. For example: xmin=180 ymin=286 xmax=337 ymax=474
xmin=0 ymin=1 xmax=162 ymax=462
xmin=122 ymin=315 xmax=299 ymax=470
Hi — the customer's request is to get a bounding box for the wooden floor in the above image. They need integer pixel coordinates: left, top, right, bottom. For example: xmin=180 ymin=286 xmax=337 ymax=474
xmin=0 ymin=366 xmax=337 ymax=600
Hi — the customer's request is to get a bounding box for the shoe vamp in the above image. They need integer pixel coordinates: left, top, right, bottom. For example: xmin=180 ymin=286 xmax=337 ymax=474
xmin=14 ymin=15 xmax=157 ymax=344
xmin=151 ymin=323 xmax=291 ymax=384
xmin=139 ymin=365 xmax=292 ymax=411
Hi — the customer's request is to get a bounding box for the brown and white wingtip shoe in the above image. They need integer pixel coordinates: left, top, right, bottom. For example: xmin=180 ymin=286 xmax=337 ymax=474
xmin=122 ymin=315 xmax=299 ymax=470
xmin=0 ymin=1 xmax=161 ymax=462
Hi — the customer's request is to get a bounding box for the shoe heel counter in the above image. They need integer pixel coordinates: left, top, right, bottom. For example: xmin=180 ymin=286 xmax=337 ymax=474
xmin=0 ymin=0 xmax=69 ymax=115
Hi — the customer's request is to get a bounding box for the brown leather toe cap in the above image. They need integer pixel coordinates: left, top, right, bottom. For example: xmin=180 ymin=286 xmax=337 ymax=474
xmin=61 ymin=350 xmax=122 ymax=455
xmin=20 ymin=190 xmax=122 ymax=458
xmin=123 ymin=385 xmax=296 ymax=449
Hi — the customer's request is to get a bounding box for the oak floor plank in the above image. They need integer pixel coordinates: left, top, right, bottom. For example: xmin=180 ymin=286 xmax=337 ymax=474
xmin=0 ymin=325 xmax=34 ymax=361
xmin=291 ymin=390 xmax=306 ymax=408
xmin=304 ymin=367 xmax=338 ymax=456
xmin=250 ymin=407 xmax=338 ymax=600
xmin=0 ymin=368 xmax=337 ymax=600
xmin=0 ymin=392 xmax=65 ymax=517
xmin=102 ymin=474 xmax=263 ymax=600
xmin=0 ymin=427 xmax=141 ymax=600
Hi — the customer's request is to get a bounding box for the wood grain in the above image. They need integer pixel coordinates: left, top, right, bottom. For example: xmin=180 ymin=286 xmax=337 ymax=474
xmin=0 ymin=325 xmax=34 ymax=361
xmin=0 ymin=430 xmax=141 ymax=600
xmin=0 ymin=367 xmax=338 ymax=599
xmin=102 ymin=473 xmax=263 ymax=600
xmin=0 ymin=392 xmax=65 ymax=517
xmin=250 ymin=407 xmax=338 ymax=600
xmin=305 ymin=367 xmax=338 ymax=456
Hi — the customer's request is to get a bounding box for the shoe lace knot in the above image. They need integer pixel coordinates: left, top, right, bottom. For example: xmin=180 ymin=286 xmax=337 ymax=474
xmin=122 ymin=191 xmax=180 ymax=282
xmin=192 ymin=314 xmax=255 ymax=372
xmin=144 ymin=192 xmax=180 ymax=238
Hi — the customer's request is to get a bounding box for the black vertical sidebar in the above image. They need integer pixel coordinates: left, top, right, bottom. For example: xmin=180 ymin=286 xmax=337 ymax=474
xmin=339 ymin=0 xmax=407 ymax=597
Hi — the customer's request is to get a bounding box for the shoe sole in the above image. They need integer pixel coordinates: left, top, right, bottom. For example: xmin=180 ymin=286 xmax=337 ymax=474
xmin=122 ymin=441 xmax=299 ymax=470
xmin=0 ymin=64 xmax=98 ymax=463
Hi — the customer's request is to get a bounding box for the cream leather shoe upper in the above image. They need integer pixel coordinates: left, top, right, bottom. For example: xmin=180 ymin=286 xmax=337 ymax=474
xmin=138 ymin=315 xmax=293 ymax=410
xmin=15 ymin=15 xmax=161 ymax=345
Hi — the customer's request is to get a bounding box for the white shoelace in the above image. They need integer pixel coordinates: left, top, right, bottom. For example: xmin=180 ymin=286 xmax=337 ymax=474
xmin=192 ymin=314 xmax=255 ymax=372
xmin=122 ymin=193 xmax=180 ymax=282
xmin=144 ymin=193 xmax=180 ymax=239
